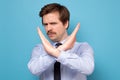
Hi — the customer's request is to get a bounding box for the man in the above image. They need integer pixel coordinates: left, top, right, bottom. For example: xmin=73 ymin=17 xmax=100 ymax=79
xmin=28 ymin=3 xmax=94 ymax=80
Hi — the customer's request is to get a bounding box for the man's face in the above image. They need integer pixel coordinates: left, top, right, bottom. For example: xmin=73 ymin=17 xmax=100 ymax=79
xmin=42 ymin=12 xmax=68 ymax=42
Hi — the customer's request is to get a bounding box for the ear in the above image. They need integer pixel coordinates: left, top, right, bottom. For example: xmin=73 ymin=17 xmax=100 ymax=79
xmin=64 ymin=21 xmax=69 ymax=29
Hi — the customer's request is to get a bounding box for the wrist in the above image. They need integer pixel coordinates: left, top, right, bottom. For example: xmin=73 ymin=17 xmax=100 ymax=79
xmin=57 ymin=46 xmax=66 ymax=51
xmin=53 ymin=49 xmax=61 ymax=58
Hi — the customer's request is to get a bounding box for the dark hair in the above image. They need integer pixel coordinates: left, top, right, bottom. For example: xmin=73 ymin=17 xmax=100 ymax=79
xmin=39 ymin=3 xmax=70 ymax=29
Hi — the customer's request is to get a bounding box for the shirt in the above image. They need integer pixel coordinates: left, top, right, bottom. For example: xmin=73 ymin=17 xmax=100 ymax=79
xmin=28 ymin=41 xmax=94 ymax=80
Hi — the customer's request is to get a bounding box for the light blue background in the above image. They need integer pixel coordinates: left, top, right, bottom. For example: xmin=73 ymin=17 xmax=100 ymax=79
xmin=0 ymin=0 xmax=120 ymax=80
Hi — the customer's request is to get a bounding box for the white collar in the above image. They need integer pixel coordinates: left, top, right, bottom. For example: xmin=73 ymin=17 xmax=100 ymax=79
xmin=52 ymin=36 xmax=69 ymax=47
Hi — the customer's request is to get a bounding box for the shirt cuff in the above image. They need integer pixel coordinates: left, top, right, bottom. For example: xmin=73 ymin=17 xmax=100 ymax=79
xmin=56 ymin=51 xmax=68 ymax=63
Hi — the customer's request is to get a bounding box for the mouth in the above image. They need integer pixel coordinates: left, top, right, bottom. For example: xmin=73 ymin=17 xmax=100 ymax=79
xmin=47 ymin=32 xmax=56 ymax=37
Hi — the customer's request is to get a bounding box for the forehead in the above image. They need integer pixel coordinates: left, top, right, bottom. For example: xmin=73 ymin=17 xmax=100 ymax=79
xmin=42 ymin=12 xmax=60 ymax=23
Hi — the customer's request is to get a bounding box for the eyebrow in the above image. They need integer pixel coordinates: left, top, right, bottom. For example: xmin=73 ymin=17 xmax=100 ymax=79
xmin=43 ymin=22 xmax=58 ymax=25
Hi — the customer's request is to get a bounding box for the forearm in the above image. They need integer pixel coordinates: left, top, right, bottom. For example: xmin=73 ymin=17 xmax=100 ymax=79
xmin=57 ymin=51 xmax=94 ymax=75
xmin=28 ymin=55 xmax=55 ymax=75
xmin=27 ymin=44 xmax=56 ymax=75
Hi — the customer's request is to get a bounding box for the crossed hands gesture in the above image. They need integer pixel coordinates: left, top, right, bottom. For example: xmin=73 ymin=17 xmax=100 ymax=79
xmin=37 ymin=23 xmax=80 ymax=57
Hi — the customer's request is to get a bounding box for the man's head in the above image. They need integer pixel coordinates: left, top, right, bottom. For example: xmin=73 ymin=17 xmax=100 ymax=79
xmin=39 ymin=3 xmax=70 ymax=42
xmin=39 ymin=3 xmax=70 ymax=29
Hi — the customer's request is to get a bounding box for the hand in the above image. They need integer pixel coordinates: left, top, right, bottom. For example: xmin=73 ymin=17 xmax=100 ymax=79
xmin=37 ymin=23 xmax=80 ymax=57
xmin=37 ymin=27 xmax=59 ymax=57
xmin=57 ymin=23 xmax=80 ymax=51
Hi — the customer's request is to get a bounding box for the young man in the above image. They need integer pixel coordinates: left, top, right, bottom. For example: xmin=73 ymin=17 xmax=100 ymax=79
xmin=28 ymin=3 xmax=94 ymax=80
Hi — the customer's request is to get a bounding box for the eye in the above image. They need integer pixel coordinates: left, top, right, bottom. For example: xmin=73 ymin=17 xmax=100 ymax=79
xmin=43 ymin=23 xmax=48 ymax=27
xmin=50 ymin=22 xmax=57 ymax=25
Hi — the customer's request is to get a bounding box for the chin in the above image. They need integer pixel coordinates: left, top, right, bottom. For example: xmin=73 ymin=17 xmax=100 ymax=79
xmin=51 ymin=39 xmax=58 ymax=42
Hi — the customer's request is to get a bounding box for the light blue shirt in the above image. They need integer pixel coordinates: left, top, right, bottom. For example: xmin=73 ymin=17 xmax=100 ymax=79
xmin=28 ymin=41 xmax=94 ymax=80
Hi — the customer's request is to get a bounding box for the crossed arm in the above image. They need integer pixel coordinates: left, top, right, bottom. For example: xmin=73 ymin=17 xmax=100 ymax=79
xmin=28 ymin=23 xmax=94 ymax=75
xmin=37 ymin=23 xmax=80 ymax=58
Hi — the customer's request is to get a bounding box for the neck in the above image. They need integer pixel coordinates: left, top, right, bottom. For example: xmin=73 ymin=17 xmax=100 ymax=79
xmin=59 ymin=31 xmax=68 ymax=42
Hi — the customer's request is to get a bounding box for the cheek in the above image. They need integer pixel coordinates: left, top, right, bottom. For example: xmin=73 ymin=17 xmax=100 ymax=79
xmin=54 ymin=25 xmax=65 ymax=33
xmin=58 ymin=28 xmax=65 ymax=35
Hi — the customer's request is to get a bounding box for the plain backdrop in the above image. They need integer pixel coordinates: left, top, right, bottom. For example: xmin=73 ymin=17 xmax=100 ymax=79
xmin=0 ymin=0 xmax=120 ymax=80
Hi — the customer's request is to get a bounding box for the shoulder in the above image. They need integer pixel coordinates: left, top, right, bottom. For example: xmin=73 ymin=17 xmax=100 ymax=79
xmin=31 ymin=44 xmax=46 ymax=57
xmin=33 ymin=44 xmax=43 ymax=50
xmin=74 ymin=42 xmax=94 ymax=56
xmin=32 ymin=43 xmax=44 ymax=54
xmin=75 ymin=42 xmax=93 ymax=51
xmin=75 ymin=42 xmax=90 ymax=46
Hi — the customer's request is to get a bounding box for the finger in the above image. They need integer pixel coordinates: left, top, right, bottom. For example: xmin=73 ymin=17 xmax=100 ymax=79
xmin=37 ymin=27 xmax=42 ymax=37
xmin=37 ymin=27 xmax=51 ymax=46
xmin=37 ymin=27 xmax=46 ymax=42
xmin=71 ymin=23 xmax=80 ymax=36
xmin=37 ymin=27 xmax=55 ymax=54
